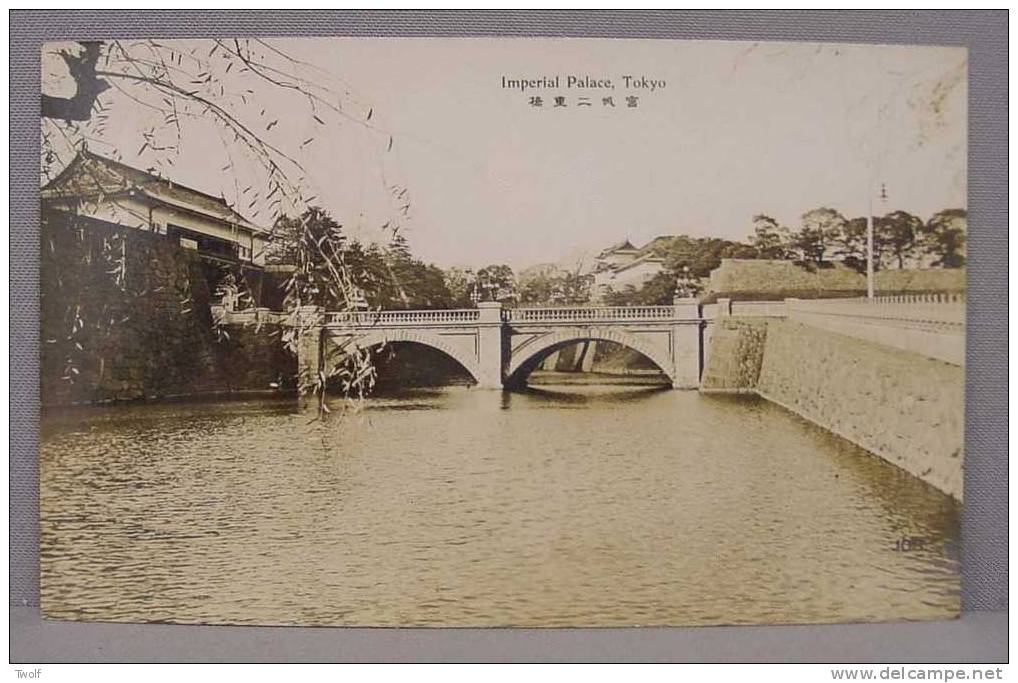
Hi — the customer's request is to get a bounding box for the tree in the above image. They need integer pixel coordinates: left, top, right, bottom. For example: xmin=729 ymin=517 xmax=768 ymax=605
xmin=553 ymin=271 xmax=592 ymax=305
xmin=272 ymin=206 xmax=461 ymax=311
xmin=657 ymin=234 xmax=756 ymax=280
xmin=269 ymin=206 xmax=345 ymax=266
xmin=475 ymin=264 xmax=517 ymax=303
xmin=518 ymin=265 xmax=592 ymax=306
xmin=834 ymin=216 xmax=870 ymax=273
xmin=519 ymin=272 xmax=555 ymax=305
xmin=442 ymin=267 xmax=476 ymax=308
xmin=876 ymin=210 xmax=923 ymax=269
xmin=270 ymin=207 xmax=358 ymax=317
xmin=690 ymin=238 xmax=757 ymax=277
xmin=402 ymin=264 xmax=457 ymax=310
xmin=603 ymin=271 xmax=678 ymax=306
xmin=921 ymin=209 xmax=967 ymax=268
xmin=793 ymin=208 xmax=847 ymax=265
xmin=749 ymin=214 xmax=789 ymax=259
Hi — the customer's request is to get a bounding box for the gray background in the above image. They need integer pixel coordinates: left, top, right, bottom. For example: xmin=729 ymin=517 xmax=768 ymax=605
xmin=10 ymin=10 xmax=1007 ymax=662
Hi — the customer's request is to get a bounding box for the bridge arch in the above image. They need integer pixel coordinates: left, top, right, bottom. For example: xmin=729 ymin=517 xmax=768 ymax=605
xmin=505 ymin=328 xmax=675 ymax=388
xmin=324 ymin=328 xmax=482 ymax=385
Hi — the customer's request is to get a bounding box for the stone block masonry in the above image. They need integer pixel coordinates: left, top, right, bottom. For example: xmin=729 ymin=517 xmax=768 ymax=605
xmin=41 ymin=213 xmax=294 ymax=406
xmin=702 ymin=316 xmax=964 ymax=500
xmin=756 ymin=321 xmax=963 ymax=500
xmin=700 ymin=318 xmax=768 ymax=393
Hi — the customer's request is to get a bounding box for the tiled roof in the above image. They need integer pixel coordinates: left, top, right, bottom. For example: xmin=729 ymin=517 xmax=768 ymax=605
xmin=635 ymin=235 xmax=678 ymax=256
xmin=611 ymin=253 xmax=666 ymax=274
xmin=41 ymin=150 xmax=269 ymax=235
xmin=597 ymin=239 xmax=638 ymax=256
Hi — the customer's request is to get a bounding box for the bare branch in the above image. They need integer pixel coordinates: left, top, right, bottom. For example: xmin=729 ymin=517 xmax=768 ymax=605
xmin=41 ymin=42 xmax=111 ymax=121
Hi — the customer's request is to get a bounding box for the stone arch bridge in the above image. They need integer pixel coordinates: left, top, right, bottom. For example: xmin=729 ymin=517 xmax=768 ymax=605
xmin=219 ymin=300 xmax=705 ymax=389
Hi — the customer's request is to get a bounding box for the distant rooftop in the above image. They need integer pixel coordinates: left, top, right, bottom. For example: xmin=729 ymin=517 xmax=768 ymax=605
xmin=612 ymin=253 xmax=666 ymax=274
xmin=597 ymin=239 xmax=638 ymax=257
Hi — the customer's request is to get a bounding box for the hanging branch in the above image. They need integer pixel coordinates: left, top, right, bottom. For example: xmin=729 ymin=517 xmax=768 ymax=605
xmin=41 ymin=38 xmax=410 ymax=413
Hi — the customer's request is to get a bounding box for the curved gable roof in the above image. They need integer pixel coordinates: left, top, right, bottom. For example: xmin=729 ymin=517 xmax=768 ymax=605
xmin=42 ymin=150 xmax=269 ymax=235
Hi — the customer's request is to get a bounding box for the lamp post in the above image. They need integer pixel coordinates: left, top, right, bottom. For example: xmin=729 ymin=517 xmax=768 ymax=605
xmin=866 ymin=182 xmax=888 ymax=299
xmin=351 ymin=288 xmax=368 ymax=311
xmin=675 ymin=265 xmax=693 ymax=298
xmin=866 ymin=195 xmax=875 ymax=299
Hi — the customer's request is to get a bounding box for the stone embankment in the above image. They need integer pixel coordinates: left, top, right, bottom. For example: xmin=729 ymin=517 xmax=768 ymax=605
xmin=41 ymin=215 xmax=293 ymax=406
xmin=702 ymin=315 xmax=964 ymax=500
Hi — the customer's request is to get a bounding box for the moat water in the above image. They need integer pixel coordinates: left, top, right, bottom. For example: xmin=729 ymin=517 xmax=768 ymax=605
xmin=40 ymin=383 xmax=960 ymax=627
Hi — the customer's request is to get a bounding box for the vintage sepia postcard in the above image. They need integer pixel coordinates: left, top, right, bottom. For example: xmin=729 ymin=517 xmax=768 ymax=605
xmin=39 ymin=37 xmax=966 ymax=627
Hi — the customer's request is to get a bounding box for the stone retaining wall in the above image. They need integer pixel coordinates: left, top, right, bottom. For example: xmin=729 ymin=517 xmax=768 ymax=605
xmin=699 ymin=318 xmax=768 ymax=392
xmin=41 ymin=214 xmax=294 ymax=406
xmin=702 ymin=318 xmax=964 ymax=500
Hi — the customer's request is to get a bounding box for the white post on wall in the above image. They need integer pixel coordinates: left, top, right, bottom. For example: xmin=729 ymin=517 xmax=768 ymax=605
xmin=716 ymin=298 xmax=732 ymax=317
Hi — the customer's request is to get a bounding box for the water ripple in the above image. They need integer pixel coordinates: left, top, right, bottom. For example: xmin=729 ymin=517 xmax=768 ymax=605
xmin=41 ymin=387 xmax=960 ymax=626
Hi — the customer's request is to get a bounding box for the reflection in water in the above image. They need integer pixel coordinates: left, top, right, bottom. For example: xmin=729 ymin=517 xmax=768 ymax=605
xmin=40 ymin=386 xmax=960 ymax=626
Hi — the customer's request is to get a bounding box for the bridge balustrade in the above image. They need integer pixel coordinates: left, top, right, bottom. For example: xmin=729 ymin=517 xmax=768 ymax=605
xmin=784 ymin=295 xmax=965 ymax=366
xmin=215 ymin=307 xmax=289 ymax=325
xmin=787 ymin=295 xmax=965 ymax=331
xmin=214 ymin=294 xmax=967 ymax=381
xmin=502 ymin=306 xmax=680 ymax=323
xmin=326 ymin=309 xmax=481 ymax=326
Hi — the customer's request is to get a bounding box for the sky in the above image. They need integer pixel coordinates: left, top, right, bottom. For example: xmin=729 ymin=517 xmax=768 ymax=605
xmin=42 ymin=38 xmax=967 ymax=270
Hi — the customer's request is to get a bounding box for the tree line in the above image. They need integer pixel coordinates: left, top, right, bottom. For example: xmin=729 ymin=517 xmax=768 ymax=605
xmin=269 ymin=206 xmax=966 ymax=311
xmin=268 ymin=207 xmax=457 ymax=311
xmin=604 ymin=207 xmax=966 ymax=306
xmin=268 ymin=207 xmax=606 ymax=311
xmin=750 ymin=207 xmax=966 ymax=271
